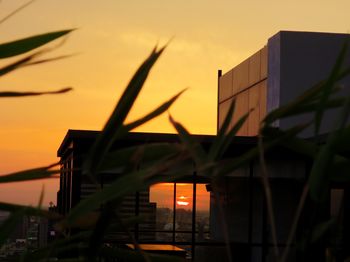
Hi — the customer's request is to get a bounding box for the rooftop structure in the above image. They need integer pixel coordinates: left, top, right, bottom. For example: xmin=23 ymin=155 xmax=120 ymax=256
xmin=56 ymin=31 xmax=350 ymax=261
xmin=218 ymin=31 xmax=350 ymax=137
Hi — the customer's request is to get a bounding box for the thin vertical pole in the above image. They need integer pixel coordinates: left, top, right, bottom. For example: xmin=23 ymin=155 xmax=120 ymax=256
xmin=248 ymin=161 xmax=254 ymax=262
xmin=262 ymin=194 xmax=267 ymax=262
xmin=173 ymin=183 xmax=177 ymax=243
xmin=217 ymin=69 xmax=222 ymax=134
xmin=135 ymin=191 xmax=140 ymax=241
xmin=192 ymin=172 xmax=197 ymax=261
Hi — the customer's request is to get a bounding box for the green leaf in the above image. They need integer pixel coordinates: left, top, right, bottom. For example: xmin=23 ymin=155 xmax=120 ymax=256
xmin=262 ymin=81 xmax=325 ymax=125
xmin=314 ymin=43 xmax=348 ymax=135
xmin=37 ymin=184 xmax=45 ymax=209
xmin=0 ymin=52 xmax=74 ymax=78
xmin=98 ymin=143 xmax=182 ymax=172
xmin=0 ymin=163 xmax=60 ymax=183
xmin=330 ymin=157 xmax=350 ymax=182
xmin=311 ymin=219 xmax=336 ymax=243
xmin=0 ymin=51 xmax=37 ymax=77
xmin=65 ymin=154 xmax=190 ymax=227
xmin=96 ymin=89 xmax=186 ymax=162
xmin=332 ymin=125 xmax=350 ymax=154
xmin=262 ymin=65 xmax=350 ymax=126
xmin=308 ymin=96 xmax=350 ymax=202
xmin=209 ymin=109 xmax=251 ymax=161
xmin=64 ymin=170 xmax=145 ymax=225
xmin=0 ymin=29 xmax=74 ymax=58
xmin=83 ymin=46 xmax=165 ymax=177
xmin=124 ymin=89 xmax=186 ymax=131
xmin=0 ymin=87 xmax=72 ymax=98
xmin=22 ymin=53 xmax=75 ymax=67
xmin=217 ymin=124 xmax=308 ymax=178
xmin=217 ymin=99 xmax=236 ymax=135
xmin=262 ymin=127 xmax=317 ymax=158
xmin=267 ymin=97 xmax=348 ymax=122
xmin=208 ymin=99 xmax=235 ymax=160
xmin=169 ymin=115 xmax=207 ymax=166
xmin=0 ymin=0 xmax=37 ymax=25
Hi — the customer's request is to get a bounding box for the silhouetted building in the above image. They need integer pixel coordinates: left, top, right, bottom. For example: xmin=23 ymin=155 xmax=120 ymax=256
xmin=215 ymin=31 xmax=350 ymax=261
xmin=57 ymin=131 xmax=213 ymax=242
xmin=57 ymin=31 xmax=350 ymax=261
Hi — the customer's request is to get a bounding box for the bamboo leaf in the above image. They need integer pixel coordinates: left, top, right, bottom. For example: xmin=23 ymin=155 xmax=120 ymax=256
xmin=0 ymin=0 xmax=36 ymax=25
xmin=330 ymin=158 xmax=350 ymax=181
xmin=65 ymin=155 xmax=189 ymax=227
xmin=0 ymin=87 xmax=72 ymax=98
xmin=125 ymin=89 xmax=186 ymax=131
xmin=37 ymin=184 xmax=45 ymax=209
xmin=262 ymin=81 xmax=325 ymax=125
xmin=332 ymin=125 xmax=350 ymax=154
xmin=311 ymin=219 xmax=336 ymax=243
xmin=209 ymin=109 xmax=251 ymax=161
xmin=208 ymin=99 xmax=235 ymax=160
xmin=217 ymin=99 xmax=236 ymax=135
xmin=98 ymin=143 xmax=182 ymax=172
xmin=0 ymin=51 xmax=74 ymax=78
xmin=169 ymin=115 xmax=207 ymax=166
xmin=0 ymin=51 xmax=38 ymax=77
xmin=0 ymin=163 xmax=60 ymax=183
xmin=83 ymin=46 xmax=165 ymax=177
xmin=217 ymin=124 xmax=308 ymax=178
xmin=101 ymin=89 xmax=186 ymax=151
xmin=64 ymin=170 xmax=146 ymax=225
xmin=268 ymin=97 xmax=348 ymax=121
xmin=314 ymin=43 xmax=348 ymax=135
xmin=0 ymin=29 xmax=74 ymax=58
xmin=262 ymin=65 xmax=350 ymax=126
xmin=262 ymin=127 xmax=317 ymax=158
xmin=23 ymin=53 xmax=76 ymax=67
xmin=308 ymin=96 xmax=350 ymax=202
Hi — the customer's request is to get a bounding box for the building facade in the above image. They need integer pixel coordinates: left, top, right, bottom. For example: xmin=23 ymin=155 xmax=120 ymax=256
xmin=218 ymin=31 xmax=350 ymax=137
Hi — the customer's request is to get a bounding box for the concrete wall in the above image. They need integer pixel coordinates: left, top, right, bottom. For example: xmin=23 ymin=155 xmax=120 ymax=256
xmin=219 ymin=31 xmax=350 ymax=137
xmin=268 ymin=31 xmax=350 ymax=137
xmin=218 ymin=47 xmax=267 ymax=136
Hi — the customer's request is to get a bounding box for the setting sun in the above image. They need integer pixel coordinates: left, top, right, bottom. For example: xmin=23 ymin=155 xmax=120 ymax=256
xmin=176 ymin=195 xmax=189 ymax=206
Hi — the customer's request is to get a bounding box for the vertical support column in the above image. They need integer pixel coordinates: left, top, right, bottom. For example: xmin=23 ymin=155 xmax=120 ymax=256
xmin=217 ymin=70 xmax=222 ymax=134
xmin=135 ymin=191 xmax=140 ymax=241
xmin=173 ymin=183 xmax=177 ymax=244
xmin=192 ymin=172 xmax=197 ymax=261
xmin=248 ymin=161 xmax=254 ymax=262
xmin=344 ymin=189 xmax=350 ymax=259
xmin=262 ymin=192 xmax=267 ymax=262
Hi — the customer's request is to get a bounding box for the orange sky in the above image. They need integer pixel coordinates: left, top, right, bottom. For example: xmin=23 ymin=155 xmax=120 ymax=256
xmin=150 ymin=183 xmax=210 ymax=211
xmin=1 ymin=0 xmax=350 ymax=206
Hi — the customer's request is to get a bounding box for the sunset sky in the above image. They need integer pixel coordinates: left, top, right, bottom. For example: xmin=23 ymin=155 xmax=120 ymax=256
xmin=1 ymin=0 xmax=350 ymax=205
